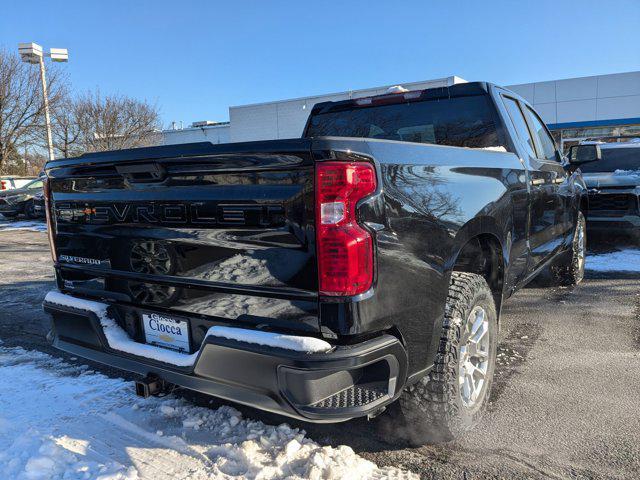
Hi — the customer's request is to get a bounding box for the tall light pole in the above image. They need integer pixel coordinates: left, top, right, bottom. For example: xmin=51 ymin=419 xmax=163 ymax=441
xmin=18 ymin=43 xmax=69 ymax=162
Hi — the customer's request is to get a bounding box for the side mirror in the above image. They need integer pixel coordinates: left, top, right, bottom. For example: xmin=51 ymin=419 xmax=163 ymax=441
xmin=568 ymin=144 xmax=602 ymax=165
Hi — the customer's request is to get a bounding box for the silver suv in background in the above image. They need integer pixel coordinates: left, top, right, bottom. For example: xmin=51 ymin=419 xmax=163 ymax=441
xmin=570 ymin=140 xmax=640 ymax=239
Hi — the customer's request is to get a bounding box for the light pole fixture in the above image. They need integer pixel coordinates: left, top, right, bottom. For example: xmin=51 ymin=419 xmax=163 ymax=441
xmin=18 ymin=42 xmax=69 ymax=162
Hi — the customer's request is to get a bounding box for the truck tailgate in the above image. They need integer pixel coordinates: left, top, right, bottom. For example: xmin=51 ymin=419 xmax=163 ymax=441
xmin=45 ymin=140 xmax=319 ymax=333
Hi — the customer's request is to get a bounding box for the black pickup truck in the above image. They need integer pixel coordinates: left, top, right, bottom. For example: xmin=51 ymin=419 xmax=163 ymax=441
xmin=42 ymin=82 xmax=587 ymax=442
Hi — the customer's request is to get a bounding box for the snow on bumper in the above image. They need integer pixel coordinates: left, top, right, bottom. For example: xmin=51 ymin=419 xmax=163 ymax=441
xmin=43 ymin=291 xmax=408 ymax=422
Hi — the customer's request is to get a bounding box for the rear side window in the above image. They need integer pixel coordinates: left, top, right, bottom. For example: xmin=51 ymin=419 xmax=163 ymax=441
xmin=502 ymin=97 xmax=536 ymax=158
xmin=306 ymin=95 xmax=503 ymax=149
xmin=524 ymin=106 xmax=558 ymax=162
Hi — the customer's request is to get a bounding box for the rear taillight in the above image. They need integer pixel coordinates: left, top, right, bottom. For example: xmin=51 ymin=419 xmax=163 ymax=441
xmin=315 ymin=161 xmax=377 ymax=296
xmin=1 ymin=180 xmax=6 ymax=190
xmin=43 ymin=177 xmax=57 ymax=262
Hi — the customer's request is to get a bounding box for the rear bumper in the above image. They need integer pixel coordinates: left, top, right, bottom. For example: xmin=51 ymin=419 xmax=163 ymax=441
xmin=44 ymin=298 xmax=408 ymax=423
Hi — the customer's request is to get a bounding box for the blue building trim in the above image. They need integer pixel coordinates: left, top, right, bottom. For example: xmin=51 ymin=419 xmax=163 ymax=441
xmin=547 ymin=117 xmax=640 ymax=130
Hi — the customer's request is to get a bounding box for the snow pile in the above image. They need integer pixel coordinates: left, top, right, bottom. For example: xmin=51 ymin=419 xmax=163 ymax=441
xmin=0 ymin=218 xmax=47 ymax=232
xmin=613 ymin=169 xmax=640 ymax=176
xmin=0 ymin=346 xmax=415 ymax=479
xmin=0 ymin=347 xmax=138 ymax=480
xmin=44 ymin=291 xmax=332 ymax=367
xmin=587 ymin=249 xmax=640 ymax=272
xmin=1 ymin=431 xmax=137 ymax=480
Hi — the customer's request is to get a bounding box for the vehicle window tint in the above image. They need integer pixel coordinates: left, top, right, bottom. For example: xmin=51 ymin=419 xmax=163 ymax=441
xmin=27 ymin=180 xmax=43 ymax=189
xmin=306 ymin=95 xmax=504 ymax=149
xmin=579 ymin=147 xmax=640 ymax=173
xmin=502 ymin=97 xmax=536 ymax=158
xmin=524 ymin=107 xmax=558 ymax=161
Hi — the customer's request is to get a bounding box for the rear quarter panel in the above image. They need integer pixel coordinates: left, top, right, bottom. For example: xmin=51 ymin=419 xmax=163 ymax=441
xmin=315 ymin=138 xmax=526 ymax=374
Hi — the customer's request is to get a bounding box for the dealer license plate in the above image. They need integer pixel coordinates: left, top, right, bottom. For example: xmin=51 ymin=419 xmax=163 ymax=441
xmin=142 ymin=312 xmax=190 ymax=353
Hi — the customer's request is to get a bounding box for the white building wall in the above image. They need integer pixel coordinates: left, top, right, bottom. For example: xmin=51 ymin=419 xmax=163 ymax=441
xmin=506 ymin=71 xmax=640 ymax=126
xmin=161 ymin=124 xmax=230 ymax=146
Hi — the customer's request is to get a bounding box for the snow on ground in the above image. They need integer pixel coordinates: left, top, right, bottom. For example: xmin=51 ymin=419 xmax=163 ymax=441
xmin=613 ymin=169 xmax=640 ymax=176
xmin=0 ymin=216 xmax=47 ymax=232
xmin=587 ymin=249 xmax=640 ymax=272
xmin=0 ymin=346 xmax=415 ymax=480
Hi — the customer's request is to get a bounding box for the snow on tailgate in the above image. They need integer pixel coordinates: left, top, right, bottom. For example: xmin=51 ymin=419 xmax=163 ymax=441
xmin=0 ymin=346 xmax=416 ymax=480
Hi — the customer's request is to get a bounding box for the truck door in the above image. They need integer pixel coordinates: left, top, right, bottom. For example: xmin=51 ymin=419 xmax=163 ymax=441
xmin=501 ymin=96 xmax=564 ymax=271
xmin=521 ymin=105 xmax=572 ymax=245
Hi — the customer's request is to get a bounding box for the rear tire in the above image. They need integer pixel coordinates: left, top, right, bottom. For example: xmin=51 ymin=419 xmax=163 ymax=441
xmin=391 ymin=272 xmax=498 ymax=444
xmin=551 ymin=211 xmax=586 ymax=286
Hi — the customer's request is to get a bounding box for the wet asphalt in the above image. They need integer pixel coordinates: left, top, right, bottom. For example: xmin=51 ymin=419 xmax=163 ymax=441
xmin=0 ymin=226 xmax=639 ymax=479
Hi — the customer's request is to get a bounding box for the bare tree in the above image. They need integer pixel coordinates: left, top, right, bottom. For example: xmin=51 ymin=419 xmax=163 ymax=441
xmin=0 ymin=48 xmax=65 ymax=173
xmin=51 ymin=88 xmax=82 ymax=158
xmin=74 ymin=90 xmax=161 ymax=152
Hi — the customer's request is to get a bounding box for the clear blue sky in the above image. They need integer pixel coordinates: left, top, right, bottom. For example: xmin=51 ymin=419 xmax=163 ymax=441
xmin=2 ymin=0 xmax=639 ymax=128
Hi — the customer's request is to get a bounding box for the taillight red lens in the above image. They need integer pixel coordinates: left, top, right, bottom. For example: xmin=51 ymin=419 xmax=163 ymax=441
xmin=0 ymin=180 xmax=6 ymax=190
xmin=316 ymin=161 xmax=377 ymax=296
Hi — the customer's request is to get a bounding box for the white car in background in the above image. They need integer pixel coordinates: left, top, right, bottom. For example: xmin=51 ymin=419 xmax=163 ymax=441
xmin=0 ymin=176 xmax=37 ymax=191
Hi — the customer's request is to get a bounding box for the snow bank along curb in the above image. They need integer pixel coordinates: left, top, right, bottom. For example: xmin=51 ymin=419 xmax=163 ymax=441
xmin=586 ymin=249 xmax=640 ymax=272
xmin=44 ymin=291 xmax=333 ymax=367
xmin=0 ymin=219 xmax=47 ymax=232
xmin=0 ymin=345 xmax=417 ymax=480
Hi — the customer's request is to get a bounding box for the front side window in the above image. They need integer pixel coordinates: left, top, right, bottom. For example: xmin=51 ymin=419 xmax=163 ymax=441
xmin=502 ymin=97 xmax=536 ymax=158
xmin=524 ymin=107 xmax=558 ymax=162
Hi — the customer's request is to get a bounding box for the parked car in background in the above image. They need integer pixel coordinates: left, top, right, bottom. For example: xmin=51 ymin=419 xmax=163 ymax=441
xmin=0 ymin=177 xmax=44 ymax=219
xmin=569 ymin=140 xmax=640 ymax=239
xmin=32 ymin=191 xmax=46 ymax=218
xmin=0 ymin=176 xmax=37 ymax=191
xmin=42 ymin=82 xmax=587 ymax=444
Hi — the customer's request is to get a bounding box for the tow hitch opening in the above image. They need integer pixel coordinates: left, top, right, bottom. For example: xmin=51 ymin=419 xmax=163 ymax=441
xmin=135 ymin=375 xmax=169 ymax=398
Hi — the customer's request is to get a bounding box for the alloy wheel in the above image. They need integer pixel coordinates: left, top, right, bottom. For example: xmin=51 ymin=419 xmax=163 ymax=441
xmin=576 ymin=220 xmax=585 ymax=273
xmin=459 ymin=306 xmax=490 ymax=408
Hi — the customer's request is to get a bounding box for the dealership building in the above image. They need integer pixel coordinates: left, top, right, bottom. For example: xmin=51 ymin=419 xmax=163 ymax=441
xmin=162 ymin=71 xmax=640 ymax=152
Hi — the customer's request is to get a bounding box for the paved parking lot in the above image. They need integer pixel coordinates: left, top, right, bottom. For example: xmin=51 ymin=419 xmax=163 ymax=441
xmin=1 ymin=225 xmax=639 ymax=479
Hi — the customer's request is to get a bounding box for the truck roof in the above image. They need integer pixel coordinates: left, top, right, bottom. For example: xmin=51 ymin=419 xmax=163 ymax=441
xmin=310 ymin=81 xmax=494 ymax=115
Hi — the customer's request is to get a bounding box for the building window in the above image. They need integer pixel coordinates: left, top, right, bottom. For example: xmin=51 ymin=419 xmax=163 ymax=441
xmin=549 ymin=123 xmax=640 ymax=153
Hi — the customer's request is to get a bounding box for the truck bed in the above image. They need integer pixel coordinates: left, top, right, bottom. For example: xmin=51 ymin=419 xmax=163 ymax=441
xmin=46 ymin=137 xmax=520 ymax=369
